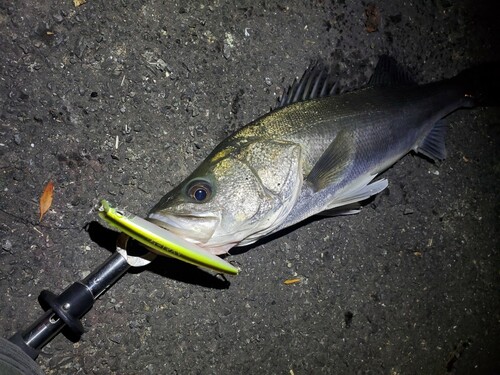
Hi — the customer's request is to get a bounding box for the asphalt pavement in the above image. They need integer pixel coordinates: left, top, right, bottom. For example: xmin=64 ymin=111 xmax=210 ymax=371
xmin=0 ymin=1 xmax=499 ymax=374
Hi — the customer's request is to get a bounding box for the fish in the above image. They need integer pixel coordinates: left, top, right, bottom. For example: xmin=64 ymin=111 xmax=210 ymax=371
xmin=147 ymin=56 xmax=498 ymax=255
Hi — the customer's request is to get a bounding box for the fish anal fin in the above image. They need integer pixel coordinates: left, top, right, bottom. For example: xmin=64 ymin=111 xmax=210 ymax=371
xmin=416 ymin=120 xmax=447 ymax=161
xmin=326 ymin=178 xmax=389 ymax=210
xmin=306 ymin=131 xmax=354 ymax=192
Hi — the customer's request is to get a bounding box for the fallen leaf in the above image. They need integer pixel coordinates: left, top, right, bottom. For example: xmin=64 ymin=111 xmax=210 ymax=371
xmin=39 ymin=180 xmax=54 ymax=221
xmin=284 ymin=278 xmax=301 ymax=285
xmin=365 ymin=3 xmax=380 ymax=33
xmin=74 ymin=0 xmax=86 ymax=7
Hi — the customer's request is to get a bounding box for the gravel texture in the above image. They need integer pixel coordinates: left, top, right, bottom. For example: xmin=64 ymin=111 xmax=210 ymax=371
xmin=0 ymin=0 xmax=499 ymax=374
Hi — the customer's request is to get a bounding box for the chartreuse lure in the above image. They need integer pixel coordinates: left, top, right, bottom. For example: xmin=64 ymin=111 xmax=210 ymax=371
xmin=99 ymin=200 xmax=238 ymax=275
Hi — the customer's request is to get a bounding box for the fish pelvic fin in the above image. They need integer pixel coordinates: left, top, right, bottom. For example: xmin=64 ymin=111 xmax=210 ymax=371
xmin=369 ymin=55 xmax=416 ymax=87
xmin=317 ymin=203 xmax=362 ymax=217
xmin=306 ymin=130 xmax=355 ymax=192
xmin=416 ymin=120 xmax=447 ymax=161
xmin=276 ymin=61 xmax=339 ymax=109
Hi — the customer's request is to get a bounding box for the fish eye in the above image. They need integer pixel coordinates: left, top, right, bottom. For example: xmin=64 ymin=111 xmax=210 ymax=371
xmin=186 ymin=180 xmax=212 ymax=202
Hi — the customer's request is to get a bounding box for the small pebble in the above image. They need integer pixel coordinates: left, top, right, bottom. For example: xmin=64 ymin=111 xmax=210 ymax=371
xmin=2 ymin=240 xmax=13 ymax=251
xmin=52 ymin=13 xmax=64 ymax=23
xmin=403 ymin=207 xmax=414 ymax=215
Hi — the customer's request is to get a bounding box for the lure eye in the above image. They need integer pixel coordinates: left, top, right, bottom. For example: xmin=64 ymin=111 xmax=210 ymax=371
xmin=187 ymin=181 xmax=212 ymax=202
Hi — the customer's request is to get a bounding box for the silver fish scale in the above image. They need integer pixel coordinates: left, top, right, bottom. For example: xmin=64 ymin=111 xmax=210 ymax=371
xmin=268 ymin=81 xmax=468 ymax=231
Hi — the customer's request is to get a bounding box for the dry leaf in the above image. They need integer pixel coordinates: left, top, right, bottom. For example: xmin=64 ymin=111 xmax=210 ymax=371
xmin=284 ymin=278 xmax=301 ymax=285
xmin=365 ymin=3 xmax=380 ymax=33
xmin=39 ymin=180 xmax=54 ymax=221
xmin=74 ymin=0 xmax=86 ymax=7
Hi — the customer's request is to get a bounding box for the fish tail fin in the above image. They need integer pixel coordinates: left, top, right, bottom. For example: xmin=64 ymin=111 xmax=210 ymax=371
xmin=453 ymin=62 xmax=500 ymax=107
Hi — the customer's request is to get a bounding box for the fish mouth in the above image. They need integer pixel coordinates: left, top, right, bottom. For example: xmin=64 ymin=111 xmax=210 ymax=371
xmin=147 ymin=212 xmax=219 ymax=244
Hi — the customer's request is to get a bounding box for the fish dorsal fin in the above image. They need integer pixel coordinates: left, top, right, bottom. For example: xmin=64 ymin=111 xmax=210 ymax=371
xmin=276 ymin=61 xmax=339 ymax=109
xmin=306 ymin=131 xmax=354 ymax=192
xmin=369 ymin=55 xmax=415 ymax=86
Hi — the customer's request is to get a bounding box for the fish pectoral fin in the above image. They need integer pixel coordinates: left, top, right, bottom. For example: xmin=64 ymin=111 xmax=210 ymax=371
xmin=416 ymin=120 xmax=447 ymax=161
xmin=306 ymin=131 xmax=354 ymax=192
xmin=325 ymin=177 xmax=388 ymax=210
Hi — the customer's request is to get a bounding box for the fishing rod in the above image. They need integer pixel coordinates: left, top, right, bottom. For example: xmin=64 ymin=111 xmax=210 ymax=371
xmin=0 ymin=201 xmax=238 ymax=375
xmin=0 ymin=235 xmax=153 ymax=375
